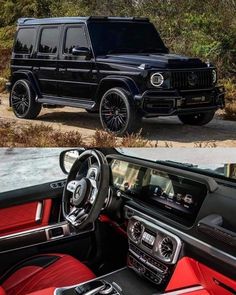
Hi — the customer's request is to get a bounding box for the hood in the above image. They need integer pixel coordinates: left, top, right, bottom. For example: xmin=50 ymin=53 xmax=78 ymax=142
xmin=97 ymin=53 xmax=207 ymax=69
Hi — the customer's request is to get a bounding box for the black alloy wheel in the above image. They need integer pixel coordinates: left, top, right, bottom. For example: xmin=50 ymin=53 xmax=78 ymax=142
xmin=11 ymin=79 xmax=42 ymax=119
xmin=99 ymin=87 xmax=141 ymax=135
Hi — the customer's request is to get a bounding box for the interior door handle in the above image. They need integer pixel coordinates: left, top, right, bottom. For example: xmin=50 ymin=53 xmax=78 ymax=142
xmin=35 ymin=201 xmax=43 ymax=223
xmin=197 ymin=214 xmax=236 ymax=247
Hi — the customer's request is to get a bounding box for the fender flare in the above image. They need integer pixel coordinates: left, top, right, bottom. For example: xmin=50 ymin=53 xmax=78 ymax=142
xmin=94 ymin=76 xmax=140 ymax=104
xmin=11 ymin=70 xmax=42 ymax=98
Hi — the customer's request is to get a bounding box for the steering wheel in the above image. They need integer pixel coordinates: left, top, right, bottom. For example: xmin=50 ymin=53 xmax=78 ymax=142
xmin=62 ymin=150 xmax=110 ymax=229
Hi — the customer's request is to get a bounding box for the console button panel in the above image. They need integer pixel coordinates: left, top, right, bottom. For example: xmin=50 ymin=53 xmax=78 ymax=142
xmin=127 ymin=216 xmax=182 ymax=286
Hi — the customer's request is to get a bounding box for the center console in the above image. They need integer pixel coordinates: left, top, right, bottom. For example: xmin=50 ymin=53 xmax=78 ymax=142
xmin=54 ymin=267 xmax=158 ymax=295
xmin=55 ymin=208 xmax=183 ymax=295
xmin=127 ymin=215 xmax=182 ymax=287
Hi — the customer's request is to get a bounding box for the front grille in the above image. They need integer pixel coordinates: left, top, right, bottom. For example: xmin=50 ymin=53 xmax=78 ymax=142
xmin=171 ymin=69 xmax=213 ymax=89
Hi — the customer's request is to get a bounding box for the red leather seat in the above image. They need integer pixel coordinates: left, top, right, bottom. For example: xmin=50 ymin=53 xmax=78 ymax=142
xmin=0 ymin=253 xmax=96 ymax=295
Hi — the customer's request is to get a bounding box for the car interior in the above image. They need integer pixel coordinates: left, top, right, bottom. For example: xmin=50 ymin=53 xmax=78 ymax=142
xmin=0 ymin=148 xmax=235 ymax=295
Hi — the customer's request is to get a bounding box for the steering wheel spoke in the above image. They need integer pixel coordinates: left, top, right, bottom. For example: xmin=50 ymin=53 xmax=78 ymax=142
xmin=67 ymin=180 xmax=81 ymax=193
xmin=66 ymin=207 xmax=87 ymax=226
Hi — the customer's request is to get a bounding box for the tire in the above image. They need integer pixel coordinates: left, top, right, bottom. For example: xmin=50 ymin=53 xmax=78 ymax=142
xmin=10 ymin=79 xmax=42 ymax=119
xmin=99 ymin=87 xmax=142 ymax=135
xmin=178 ymin=111 xmax=215 ymax=126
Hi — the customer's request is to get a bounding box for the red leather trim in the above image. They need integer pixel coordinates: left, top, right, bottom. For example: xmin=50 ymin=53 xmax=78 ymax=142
xmin=3 ymin=266 xmax=42 ymax=290
xmin=99 ymin=214 xmax=127 ymax=237
xmin=166 ymin=257 xmax=236 ymax=295
xmin=184 ymin=291 xmax=210 ymax=295
xmin=0 ymin=199 xmax=52 ymax=236
xmin=3 ymin=254 xmax=95 ymax=295
xmin=26 ymin=288 xmax=55 ymax=295
xmin=166 ymin=257 xmax=203 ymax=291
xmin=0 ymin=287 xmax=6 ymax=295
xmin=198 ymin=263 xmax=236 ymax=295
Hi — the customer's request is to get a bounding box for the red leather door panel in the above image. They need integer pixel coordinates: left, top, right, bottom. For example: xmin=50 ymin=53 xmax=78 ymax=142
xmin=0 ymin=199 xmax=52 ymax=236
xmin=166 ymin=257 xmax=236 ymax=295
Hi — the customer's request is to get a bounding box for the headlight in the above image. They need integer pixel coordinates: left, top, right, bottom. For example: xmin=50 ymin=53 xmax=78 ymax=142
xmin=150 ymin=73 xmax=164 ymax=87
xmin=212 ymin=69 xmax=217 ymax=84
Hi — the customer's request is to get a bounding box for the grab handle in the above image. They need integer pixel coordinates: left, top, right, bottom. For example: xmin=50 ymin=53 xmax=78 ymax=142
xmin=197 ymin=214 xmax=236 ymax=248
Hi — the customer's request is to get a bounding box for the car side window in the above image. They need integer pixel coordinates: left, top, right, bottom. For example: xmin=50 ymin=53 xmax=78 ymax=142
xmin=64 ymin=26 xmax=88 ymax=54
xmin=39 ymin=27 xmax=59 ymax=54
xmin=14 ymin=28 xmax=36 ymax=54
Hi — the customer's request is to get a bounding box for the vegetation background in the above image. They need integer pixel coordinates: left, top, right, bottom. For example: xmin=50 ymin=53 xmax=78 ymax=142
xmin=0 ymin=0 xmax=235 ymax=117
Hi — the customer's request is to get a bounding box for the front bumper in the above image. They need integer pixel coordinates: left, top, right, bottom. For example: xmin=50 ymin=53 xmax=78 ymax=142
xmin=135 ymin=86 xmax=225 ymax=117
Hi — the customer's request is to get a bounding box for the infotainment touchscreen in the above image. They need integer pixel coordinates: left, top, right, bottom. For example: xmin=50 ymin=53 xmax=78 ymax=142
xmin=111 ymin=159 xmax=207 ymax=221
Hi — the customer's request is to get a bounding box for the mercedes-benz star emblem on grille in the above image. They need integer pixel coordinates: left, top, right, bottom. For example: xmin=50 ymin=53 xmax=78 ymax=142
xmin=188 ymin=72 xmax=198 ymax=86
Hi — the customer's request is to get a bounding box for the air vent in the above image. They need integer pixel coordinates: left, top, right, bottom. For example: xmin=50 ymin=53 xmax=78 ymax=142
xmin=131 ymin=221 xmax=144 ymax=242
xmin=50 ymin=181 xmax=66 ymax=189
xmin=159 ymin=236 xmax=174 ymax=261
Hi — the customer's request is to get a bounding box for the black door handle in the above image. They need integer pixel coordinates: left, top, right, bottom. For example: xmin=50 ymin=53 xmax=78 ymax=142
xmin=197 ymin=214 xmax=236 ymax=247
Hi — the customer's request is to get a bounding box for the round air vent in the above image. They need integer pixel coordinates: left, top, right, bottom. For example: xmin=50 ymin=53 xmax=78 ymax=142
xmin=159 ymin=236 xmax=174 ymax=261
xmin=130 ymin=221 xmax=144 ymax=242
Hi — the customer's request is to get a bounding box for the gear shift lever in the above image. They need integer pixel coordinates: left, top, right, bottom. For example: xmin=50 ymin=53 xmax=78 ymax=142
xmin=99 ymin=283 xmax=113 ymax=294
xmin=75 ymin=281 xmax=106 ymax=295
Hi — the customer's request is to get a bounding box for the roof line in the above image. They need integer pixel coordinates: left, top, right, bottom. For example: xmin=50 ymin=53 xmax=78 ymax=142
xmin=17 ymin=16 xmax=149 ymax=26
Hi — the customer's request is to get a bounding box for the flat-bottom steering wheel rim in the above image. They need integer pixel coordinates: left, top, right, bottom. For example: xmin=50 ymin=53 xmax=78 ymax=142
xmin=62 ymin=149 xmax=109 ymax=229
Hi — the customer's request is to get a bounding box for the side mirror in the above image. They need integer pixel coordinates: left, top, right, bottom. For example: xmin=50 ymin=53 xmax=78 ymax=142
xmin=72 ymin=46 xmax=91 ymax=58
xmin=59 ymin=149 xmax=84 ymax=174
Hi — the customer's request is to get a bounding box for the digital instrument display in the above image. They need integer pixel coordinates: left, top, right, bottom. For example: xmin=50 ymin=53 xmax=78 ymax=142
xmin=111 ymin=159 xmax=207 ymax=222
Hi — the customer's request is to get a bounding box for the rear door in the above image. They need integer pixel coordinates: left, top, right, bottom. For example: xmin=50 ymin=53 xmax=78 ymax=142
xmin=34 ymin=25 xmax=60 ymax=96
xmin=57 ymin=24 xmax=97 ymax=100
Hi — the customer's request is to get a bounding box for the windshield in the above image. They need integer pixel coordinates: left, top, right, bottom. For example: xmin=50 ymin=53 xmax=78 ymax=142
xmin=118 ymin=148 xmax=236 ymax=182
xmin=88 ymin=21 xmax=168 ymax=56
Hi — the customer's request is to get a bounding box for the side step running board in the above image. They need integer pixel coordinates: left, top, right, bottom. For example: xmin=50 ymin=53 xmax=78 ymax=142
xmin=38 ymin=96 xmax=95 ymax=110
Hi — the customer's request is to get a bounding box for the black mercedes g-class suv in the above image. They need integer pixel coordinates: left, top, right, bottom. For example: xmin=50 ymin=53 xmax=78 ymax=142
xmin=7 ymin=16 xmax=225 ymax=135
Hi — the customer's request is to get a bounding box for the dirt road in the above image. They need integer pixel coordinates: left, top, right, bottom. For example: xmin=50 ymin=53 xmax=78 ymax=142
xmin=1 ymin=94 xmax=236 ymax=147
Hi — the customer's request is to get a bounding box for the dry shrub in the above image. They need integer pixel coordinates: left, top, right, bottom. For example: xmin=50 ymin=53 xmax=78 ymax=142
xmin=121 ymin=130 xmax=150 ymax=147
xmin=91 ymin=130 xmax=118 ymax=147
xmin=194 ymin=141 xmax=217 ymax=148
xmin=0 ymin=121 xmax=152 ymax=147
xmin=0 ymin=121 xmax=84 ymax=147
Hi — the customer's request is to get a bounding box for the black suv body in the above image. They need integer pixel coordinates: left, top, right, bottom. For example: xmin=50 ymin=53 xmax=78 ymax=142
xmin=7 ymin=16 xmax=225 ymax=134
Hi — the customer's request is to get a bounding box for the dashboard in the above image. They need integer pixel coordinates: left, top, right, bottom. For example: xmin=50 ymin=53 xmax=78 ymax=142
xmin=102 ymin=153 xmax=236 ymax=286
xmin=99 ymin=154 xmax=236 ymax=288
xmin=110 ymin=158 xmax=207 ymax=226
